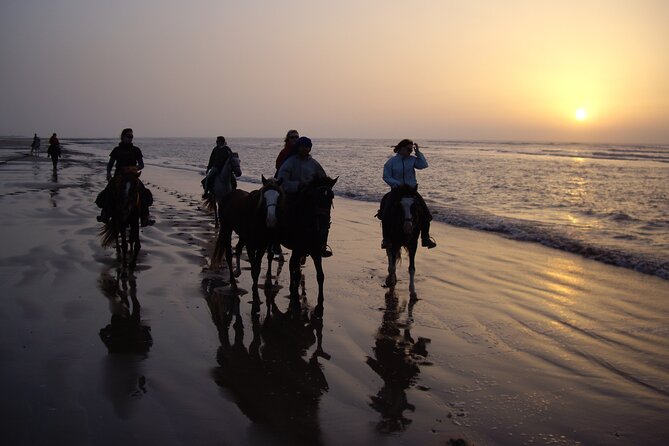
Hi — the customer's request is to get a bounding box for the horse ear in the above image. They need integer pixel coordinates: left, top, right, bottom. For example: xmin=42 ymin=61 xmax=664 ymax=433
xmin=330 ymin=176 xmax=338 ymax=186
xmin=261 ymin=174 xmax=267 ymax=185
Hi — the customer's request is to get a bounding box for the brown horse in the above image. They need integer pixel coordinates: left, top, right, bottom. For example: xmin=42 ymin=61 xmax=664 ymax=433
xmin=213 ymin=176 xmax=284 ymax=287
xmin=381 ymin=184 xmax=422 ymax=296
xmin=99 ymin=168 xmax=142 ymax=269
xmin=280 ymin=176 xmax=337 ymax=302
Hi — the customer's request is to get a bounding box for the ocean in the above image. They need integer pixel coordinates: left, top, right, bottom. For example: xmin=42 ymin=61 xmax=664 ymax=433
xmin=67 ymin=137 xmax=669 ymax=279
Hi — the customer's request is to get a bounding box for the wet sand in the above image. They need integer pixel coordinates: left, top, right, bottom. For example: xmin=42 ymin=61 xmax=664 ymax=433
xmin=1 ymin=141 xmax=668 ymax=445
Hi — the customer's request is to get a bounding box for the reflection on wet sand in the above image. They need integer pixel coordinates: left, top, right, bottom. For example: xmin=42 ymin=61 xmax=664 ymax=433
xmin=204 ymin=283 xmax=329 ymax=445
xmin=367 ymin=291 xmax=431 ymax=433
xmin=49 ymin=171 xmax=58 ymax=207
xmin=98 ymin=268 xmax=152 ymax=419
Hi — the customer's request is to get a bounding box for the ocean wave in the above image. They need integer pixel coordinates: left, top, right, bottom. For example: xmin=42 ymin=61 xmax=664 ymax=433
xmin=428 ymin=206 xmax=669 ymax=280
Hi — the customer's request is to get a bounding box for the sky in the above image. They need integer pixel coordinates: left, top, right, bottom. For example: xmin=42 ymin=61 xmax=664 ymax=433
xmin=1 ymin=0 xmax=668 ymax=143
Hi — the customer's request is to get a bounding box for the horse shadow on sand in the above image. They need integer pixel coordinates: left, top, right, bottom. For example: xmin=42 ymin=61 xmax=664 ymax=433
xmin=203 ymin=280 xmax=330 ymax=445
xmin=97 ymin=267 xmax=152 ymax=419
xmin=366 ymin=289 xmax=431 ymax=433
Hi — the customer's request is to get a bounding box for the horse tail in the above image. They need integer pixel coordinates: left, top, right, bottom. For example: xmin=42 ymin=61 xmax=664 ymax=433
xmin=213 ymin=228 xmax=227 ymax=263
xmin=99 ymin=221 xmax=118 ymax=248
xmin=203 ymin=195 xmax=217 ymax=213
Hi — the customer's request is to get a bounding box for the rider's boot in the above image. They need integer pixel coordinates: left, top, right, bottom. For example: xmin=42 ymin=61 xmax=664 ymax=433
xmin=140 ymin=207 xmax=155 ymax=227
xmin=421 ymin=234 xmax=437 ymax=249
xmin=321 ymin=244 xmax=333 ymax=258
xmin=96 ymin=209 xmax=110 ymax=223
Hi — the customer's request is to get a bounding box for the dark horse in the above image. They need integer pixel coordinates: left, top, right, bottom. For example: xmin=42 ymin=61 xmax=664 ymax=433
xmin=99 ymin=167 xmax=142 ymax=269
xmin=280 ymin=176 xmax=337 ymax=303
xmin=213 ymin=176 xmax=284 ymax=287
xmin=381 ymin=184 xmax=423 ymax=295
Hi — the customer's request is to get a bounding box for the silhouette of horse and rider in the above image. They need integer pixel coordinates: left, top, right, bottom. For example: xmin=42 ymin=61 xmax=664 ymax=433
xmin=96 ymin=128 xmax=154 ymax=269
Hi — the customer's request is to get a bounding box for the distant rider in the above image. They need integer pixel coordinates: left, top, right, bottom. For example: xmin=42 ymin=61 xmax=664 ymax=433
xmin=47 ymin=133 xmax=61 ymax=170
xmin=31 ymin=133 xmax=40 ymax=155
xmin=202 ymin=136 xmax=235 ymax=198
xmin=379 ymin=139 xmax=436 ymax=249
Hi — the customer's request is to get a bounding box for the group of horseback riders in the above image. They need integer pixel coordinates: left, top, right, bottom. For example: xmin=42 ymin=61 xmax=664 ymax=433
xmin=31 ymin=132 xmax=62 ymax=170
xmin=94 ymin=128 xmax=437 ymax=254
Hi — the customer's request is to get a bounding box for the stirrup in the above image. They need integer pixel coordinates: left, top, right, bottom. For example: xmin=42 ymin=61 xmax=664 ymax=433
xmin=321 ymin=245 xmax=333 ymax=258
xmin=421 ymin=237 xmax=437 ymax=249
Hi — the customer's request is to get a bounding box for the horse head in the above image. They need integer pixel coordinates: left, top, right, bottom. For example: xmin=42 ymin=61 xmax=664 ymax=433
xmin=113 ymin=167 xmax=142 ymax=221
xmin=302 ymin=176 xmax=338 ymax=219
xmin=261 ymin=175 xmax=285 ymax=228
xmin=393 ymin=184 xmax=418 ymax=236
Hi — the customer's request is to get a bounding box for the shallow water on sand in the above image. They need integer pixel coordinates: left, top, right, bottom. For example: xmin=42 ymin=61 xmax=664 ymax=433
xmin=1 ymin=142 xmax=667 ymax=445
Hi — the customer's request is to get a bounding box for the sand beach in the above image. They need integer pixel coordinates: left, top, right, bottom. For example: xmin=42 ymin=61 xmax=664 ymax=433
xmin=1 ymin=139 xmax=668 ymax=446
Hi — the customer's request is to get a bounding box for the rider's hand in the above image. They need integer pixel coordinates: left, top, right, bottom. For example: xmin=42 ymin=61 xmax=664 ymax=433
xmin=413 ymin=143 xmax=420 ymax=152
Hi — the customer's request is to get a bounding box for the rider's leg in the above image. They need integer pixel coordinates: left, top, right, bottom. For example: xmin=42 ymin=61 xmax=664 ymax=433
xmin=321 ymin=218 xmax=332 ymax=258
xmin=415 ymin=193 xmax=436 ymax=248
xmin=379 ymin=190 xmax=395 ymax=248
xmin=96 ymin=186 xmax=111 ymax=223
xmin=139 ymin=185 xmax=155 ymax=227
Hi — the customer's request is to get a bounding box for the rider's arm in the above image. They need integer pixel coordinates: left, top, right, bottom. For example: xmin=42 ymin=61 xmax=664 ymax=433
xmin=414 ymin=148 xmax=428 ymax=169
xmin=383 ymin=158 xmax=401 ymax=188
xmin=231 ymin=153 xmax=242 ymax=177
xmin=278 ymin=159 xmax=300 ymax=193
xmin=106 ymin=158 xmax=115 ymax=179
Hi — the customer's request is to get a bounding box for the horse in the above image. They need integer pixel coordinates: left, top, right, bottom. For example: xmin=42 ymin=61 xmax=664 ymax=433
xmin=381 ymin=184 xmax=423 ymax=295
xmin=203 ymin=153 xmax=241 ymax=227
xmin=280 ymin=176 xmax=337 ymax=302
xmin=213 ymin=175 xmax=285 ymax=288
xmin=99 ymin=167 xmax=143 ymax=269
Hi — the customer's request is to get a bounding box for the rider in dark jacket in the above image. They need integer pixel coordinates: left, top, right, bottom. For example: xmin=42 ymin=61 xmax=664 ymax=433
xmin=202 ymin=136 xmax=235 ymax=198
xmin=96 ymin=128 xmax=154 ymax=227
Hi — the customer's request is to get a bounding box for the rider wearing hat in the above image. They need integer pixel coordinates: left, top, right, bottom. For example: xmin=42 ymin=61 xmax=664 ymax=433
xmin=277 ymin=136 xmax=333 ymax=257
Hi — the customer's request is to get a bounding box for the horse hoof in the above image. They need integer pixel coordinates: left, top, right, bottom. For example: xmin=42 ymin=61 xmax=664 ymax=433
xmin=234 ymin=269 xmax=242 ymax=278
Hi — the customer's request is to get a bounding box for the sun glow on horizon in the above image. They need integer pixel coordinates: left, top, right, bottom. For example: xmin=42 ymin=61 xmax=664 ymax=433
xmin=575 ymin=108 xmax=588 ymax=121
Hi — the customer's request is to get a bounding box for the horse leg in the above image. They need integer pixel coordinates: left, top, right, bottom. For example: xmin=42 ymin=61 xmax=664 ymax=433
xmin=223 ymin=227 xmax=236 ymax=286
xmin=130 ymin=220 xmax=141 ymax=269
xmin=233 ymin=239 xmax=243 ymax=278
xmin=312 ymin=253 xmax=325 ymax=301
xmin=288 ymin=251 xmax=301 ymax=297
xmin=385 ymin=248 xmax=397 ymax=288
xmin=248 ymin=246 xmax=260 ymax=288
xmin=121 ymin=225 xmax=128 ymax=268
xmin=408 ymin=237 xmax=418 ymax=296
xmin=264 ymin=243 xmax=274 ymax=286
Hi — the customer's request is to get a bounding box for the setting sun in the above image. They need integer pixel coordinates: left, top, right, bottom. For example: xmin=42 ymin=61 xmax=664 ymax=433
xmin=575 ymin=108 xmax=588 ymax=121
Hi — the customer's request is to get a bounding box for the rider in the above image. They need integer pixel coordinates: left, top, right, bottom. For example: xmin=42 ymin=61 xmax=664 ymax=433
xmin=274 ymin=129 xmax=300 ymax=176
xmin=202 ymin=136 xmax=236 ymax=198
xmin=31 ymin=133 xmax=40 ymax=155
xmin=95 ymin=128 xmax=154 ymax=227
xmin=379 ymin=139 xmax=436 ymax=249
xmin=277 ymin=136 xmax=333 ymax=258
xmin=47 ymin=133 xmax=61 ymax=169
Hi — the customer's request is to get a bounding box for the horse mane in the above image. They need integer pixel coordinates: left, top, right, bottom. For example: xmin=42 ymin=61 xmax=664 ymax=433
xmin=304 ymin=176 xmax=336 ymax=190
